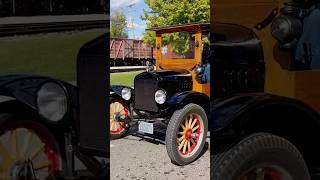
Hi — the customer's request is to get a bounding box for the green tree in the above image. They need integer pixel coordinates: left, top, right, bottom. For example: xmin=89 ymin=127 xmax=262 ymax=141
xmin=111 ymin=10 xmax=128 ymax=38
xmin=142 ymin=0 xmax=209 ymax=54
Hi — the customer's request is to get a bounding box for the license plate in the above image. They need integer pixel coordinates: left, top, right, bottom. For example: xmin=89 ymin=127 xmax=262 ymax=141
xmin=138 ymin=121 xmax=154 ymax=134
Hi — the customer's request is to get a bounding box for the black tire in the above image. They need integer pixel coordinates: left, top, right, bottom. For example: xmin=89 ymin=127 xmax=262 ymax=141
xmin=211 ymin=133 xmax=310 ymax=180
xmin=110 ymin=97 xmax=129 ymax=140
xmin=165 ymin=103 xmax=208 ymax=166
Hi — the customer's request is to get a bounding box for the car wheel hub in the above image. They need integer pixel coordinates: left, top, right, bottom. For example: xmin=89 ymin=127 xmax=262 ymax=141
xmin=185 ymin=129 xmax=192 ymax=140
xmin=10 ymin=160 xmax=36 ymax=180
xmin=240 ymin=167 xmax=289 ymax=180
xmin=177 ymin=113 xmax=202 ymax=156
xmin=110 ymin=100 xmax=129 ymax=134
xmin=113 ymin=112 xmax=121 ymax=122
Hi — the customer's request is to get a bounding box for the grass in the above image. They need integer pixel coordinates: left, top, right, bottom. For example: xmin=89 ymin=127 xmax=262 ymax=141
xmin=0 ymin=29 xmax=106 ymax=81
xmin=110 ymin=71 xmax=142 ymax=87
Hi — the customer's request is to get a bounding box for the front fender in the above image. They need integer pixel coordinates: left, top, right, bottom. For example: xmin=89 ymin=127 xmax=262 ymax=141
xmin=211 ymin=93 xmax=320 ymax=135
xmin=168 ymin=91 xmax=210 ymax=111
xmin=0 ymin=74 xmax=76 ymax=110
xmin=110 ymin=85 xmax=133 ymax=100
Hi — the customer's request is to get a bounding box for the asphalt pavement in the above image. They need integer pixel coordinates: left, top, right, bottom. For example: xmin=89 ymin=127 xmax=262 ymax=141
xmin=110 ymin=135 xmax=210 ymax=180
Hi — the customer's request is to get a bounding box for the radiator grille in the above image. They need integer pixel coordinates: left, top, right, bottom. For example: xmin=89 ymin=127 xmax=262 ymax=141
xmin=134 ymin=75 xmax=158 ymax=112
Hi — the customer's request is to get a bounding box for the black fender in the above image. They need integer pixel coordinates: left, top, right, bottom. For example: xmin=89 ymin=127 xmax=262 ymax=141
xmin=110 ymin=85 xmax=133 ymax=100
xmin=211 ymin=93 xmax=320 ymax=168
xmin=167 ymin=91 xmax=210 ymax=113
xmin=0 ymin=74 xmax=76 ymax=160
xmin=0 ymin=74 xmax=77 ymax=114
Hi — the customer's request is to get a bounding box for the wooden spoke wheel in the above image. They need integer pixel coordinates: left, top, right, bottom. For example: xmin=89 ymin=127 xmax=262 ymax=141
xmin=0 ymin=120 xmax=61 ymax=180
xmin=165 ymin=104 xmax=208 ymax=166
xmin=110 ymin=98 xmax=129 ymax=139
xmin=177 ymin=113 xmax=202 ymax=157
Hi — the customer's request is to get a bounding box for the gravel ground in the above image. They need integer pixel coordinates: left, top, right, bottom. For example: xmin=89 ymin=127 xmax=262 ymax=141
xmin=110 ymin=135 xmax=210 ymax=180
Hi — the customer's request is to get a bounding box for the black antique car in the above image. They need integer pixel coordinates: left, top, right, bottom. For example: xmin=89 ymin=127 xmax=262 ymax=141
xmin=110 ymin=24 xmax=210 ymax=166
xmin=0 ymin=34 xmax=108 ymax=179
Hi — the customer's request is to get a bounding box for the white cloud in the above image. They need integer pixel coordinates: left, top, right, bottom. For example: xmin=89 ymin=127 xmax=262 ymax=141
xmin=127 ymin=21 xmax=146 ymax=30
xmin=110 ymin=0 xmax=141 ymax=9
xmin=136 ymin=23 xmax=147 ymax=30
xmin=126 ymin=15 xmax=146 ymax=29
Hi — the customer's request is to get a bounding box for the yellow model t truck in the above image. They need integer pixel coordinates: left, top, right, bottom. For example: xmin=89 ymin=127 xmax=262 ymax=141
xmin=110 ymin=24 xmax=211 ymax=165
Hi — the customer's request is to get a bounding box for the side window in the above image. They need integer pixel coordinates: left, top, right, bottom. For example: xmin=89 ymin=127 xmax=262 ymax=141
xmin=201 ymin=33 xmax=210 ymax=62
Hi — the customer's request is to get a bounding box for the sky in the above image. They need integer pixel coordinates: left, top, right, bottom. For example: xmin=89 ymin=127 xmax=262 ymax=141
xmin=110 ymin=0 xmax=149 ymax=39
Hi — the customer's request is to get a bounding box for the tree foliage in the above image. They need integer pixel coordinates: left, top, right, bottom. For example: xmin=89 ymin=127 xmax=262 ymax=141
xmin=142 ymin=0 xmax=209 ymax=54
xmin=111 ymin=10 xmax=128 ymax=38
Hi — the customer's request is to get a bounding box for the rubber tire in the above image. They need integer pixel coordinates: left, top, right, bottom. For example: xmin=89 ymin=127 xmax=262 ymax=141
xmin=165 ymin=103 xmax=208 ymax=166
xmin=211 ymin=133 xmax=310 ymax=180
xmin=110 ymin=97 xmax=129 ymax=140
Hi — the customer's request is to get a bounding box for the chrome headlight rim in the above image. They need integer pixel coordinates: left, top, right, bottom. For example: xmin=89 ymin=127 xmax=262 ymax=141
xmin=271 ymin=15 xmax=302 ymax=43
xmin=155 ymin=89 xmax=167 ymax=105
xmin=36 ymin=80 xmax=69 ymax=123
xmin=195 ymin=64 xmax=205 ymax=75
xmin=121 ymin=87 xmax=132 ymax=101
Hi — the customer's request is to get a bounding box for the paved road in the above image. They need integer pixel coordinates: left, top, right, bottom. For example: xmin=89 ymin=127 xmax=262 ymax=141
xmin=110 ymin=135 xmax=210 ymax=180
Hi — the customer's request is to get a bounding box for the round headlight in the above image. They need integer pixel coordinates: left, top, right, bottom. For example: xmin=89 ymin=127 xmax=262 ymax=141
xmin=155 ymin=89 xmax=166 ymax=104
xmin=37 ymin=82 xmax=68 ymax=122
xmin=271 ymin=15 xmax=302 ymax=43
xmin=195 ymin=65 xmax=205 ymax=75
xmin=121 ymin=88 xmax=131 ymax=100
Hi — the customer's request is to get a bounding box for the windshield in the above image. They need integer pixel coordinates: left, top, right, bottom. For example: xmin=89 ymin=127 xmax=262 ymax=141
xmin=161 ymin=32 xmax=195 ymax=60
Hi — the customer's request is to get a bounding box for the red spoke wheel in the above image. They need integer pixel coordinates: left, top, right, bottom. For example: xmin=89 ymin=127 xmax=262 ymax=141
xmin=0 ymin=115 xmax=61 ymax=180
xmin=165 ymin=104 xmax=208 ymax=166
xmin=211 ymin=133 xmax=310 ymax=180
xmin=177 ymin=113 xmax=202 ymax=157
xmin=110 ymin=98 xmax=129 ymax=140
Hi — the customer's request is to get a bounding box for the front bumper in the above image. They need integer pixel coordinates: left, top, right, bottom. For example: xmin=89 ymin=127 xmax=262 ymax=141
xmin=126 ymin=120 xmax=167 ymax=141
xmin=115 ymin=112 xmax=168 ymax=136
